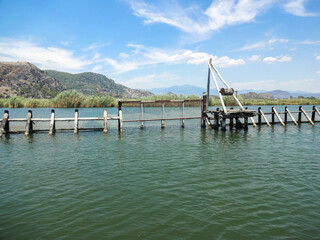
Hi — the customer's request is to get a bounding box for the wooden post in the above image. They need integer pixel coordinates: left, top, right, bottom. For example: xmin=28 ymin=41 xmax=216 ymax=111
xmin=273 ymin=107 xmax=285 ymax=126
xmin=287 ymin=108 xmax=298 ymax=125
xmin=201 ymin=92 xmax=208 ymax=128
xmin=235 ymin=118 xmax=243 ymax=129
xmin=103 ymin=109 xmax=108 ymax=133
xmin=220 ymin=118 xmax=226 ymax=131
xmin=298 ymin=106 xmax=302 ymax=124
xmin=311 ymin=106 xmax=316 ymax=122
xmin=25 ymin=110 xmax=33 ymax=136
xmin=161 ymin=103 xmax=165 ymax=129
xmin=259 ymin=109 xmax=271 ymax=127
xmin=74 ymin=109 xmax=79 ymax=134
xmin=0 ymin=110 xmax=9 ymax=136
xmin=284 ymin=107 xmax=288 ymax=124
xmin=140 ymin=103 xmax=144 ymax=129
xmin=118 ymin=101 xmax=123 ymax=132
xmin=49 ymin=109 xmax=55 ymax=135
xmin=229 ymin=107 xmax=234 ymax=129
xmin=181 ymin=102 xmax=185 ymax=128
xmin=258 ymin=107 xmax=261 ymax=125
xmin=244 ymin=117 xmax=248 ymax=130
xmin=271 ymin=107 xmax=275 ymax=125
xmin=300 ymin=107 xmax=314 ymax=125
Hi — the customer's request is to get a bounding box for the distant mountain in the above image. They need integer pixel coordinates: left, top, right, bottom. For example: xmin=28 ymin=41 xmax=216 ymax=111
xmin=0 ymin=62 xmax=65 ymax=98
xmin=46 ymin=70 xmax=153 ymax=98
xmin=147 ymin=84 xmax=320 ymax=98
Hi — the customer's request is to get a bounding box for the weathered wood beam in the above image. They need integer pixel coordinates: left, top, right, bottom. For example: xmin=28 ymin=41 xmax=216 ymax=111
xmin=49 ymin=109 xmax=55 ymax=135
xmin=300 ymin=107 xmax=314 ymax=125
xmin=272 ymin=107 xmax=285 ymax=126
xmin=74 ymin=109 xmax=79 ymax=134
xmin=103 ymin=109 xmax=108 ymax=133
xmin=0 ymin=110 xmax=9 ymax=136
xmin=25 ymin=110 xmax=33 ymax=136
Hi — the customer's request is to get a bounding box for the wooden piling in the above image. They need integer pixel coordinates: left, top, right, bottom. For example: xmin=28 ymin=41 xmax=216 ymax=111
xmin=221 ymin=118 xmax=226 ymax=131
xmin=25 ymin=110 xmax=33 ymax=136
xmin=140 ymin=103 xmax=144 ymax=129
xmin=311 ymin=106 xmax=316 ymax=122
xmin=300 ymin=107 xmax=314 ymax=125
xmin=49 ymin=109 xmax=55 ymax=135
xmin=235 ymin=118 xmax=243 ymax=129
xmin=1 ymin=110 xmax=9 ymax=133
xmin=272 ymin=107 xmax=285 ymax=126
xmin=229 ymin=107 xmax=234 ymax=129
xmin=244 ymin=117 xmax=248 ymax=130
xmin=284 ymin=107 xmax=288 ymax=124
xmin=161 ymin=103 xmax=165 ymax=129
xmin=271 ymin=107 xmax=275 ymax=125
xmin=118 ymin=101 xmax=123 ymax=132
xmin=103 ymin=109 xmax=108 ymax=133
xmin=74 ymin=109 xmax=79 ymax=134
xmin=181 ymin=102 xmax=185 ymax=128
xmin=298 ymin=106 xmax=302 ymax=124
xmin=258 ymin=107 xmax=262 ymax=125
xmin=201 ymin=92 xmax=208 ymax=128
xmin=0 ymin=110 xmax=9 ymax=136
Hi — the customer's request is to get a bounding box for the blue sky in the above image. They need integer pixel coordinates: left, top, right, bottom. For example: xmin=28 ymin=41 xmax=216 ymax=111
xmin=0 ymin=0 xmax=320 ymax=92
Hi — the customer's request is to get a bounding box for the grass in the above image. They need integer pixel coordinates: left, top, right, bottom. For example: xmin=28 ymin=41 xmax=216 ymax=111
xmin=0 ymin=91 xmax=319 ymax=108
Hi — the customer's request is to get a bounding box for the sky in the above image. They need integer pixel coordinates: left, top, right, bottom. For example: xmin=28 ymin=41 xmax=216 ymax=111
xmin=0 ymin=0 xmax=320 ymax=93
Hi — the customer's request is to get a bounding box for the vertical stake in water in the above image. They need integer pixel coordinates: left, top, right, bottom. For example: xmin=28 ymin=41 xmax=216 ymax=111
xmin=49 ymin=109 xmax=55 ymax=135
xmin=258 ymin=107 xmax=262 ymax=125
xmin=284 ymin=107 xmax=288 ymax=124
xmin=103 ymin=109 xmax=108 ymax=133
xmin=0 ymin=110 xmax=9 ymax=137
xmin=25 ymin=110 xmax=33 ymax=136
xmin=181 ymin=102 xmax=185 ymax=128
xmin=220 ymin=118 xmax=226 ymax=131
xmin=140 ymin=103 xmax=144 ymax=129
xmin=298 ymin=106 xmax=302 ymax=124
xmin=229 ymin=107 xmax=234 ymax=129
xmin=74 ymin=109 xmax=79 ymax=134
xmin=201 ymin=92 xmax=208 ymax=128
xmin=161 ymin=103 xmax=165 ymax=129
xmin=118 ymin=101 xmax=123 ymax=132
xmin=311 ymin=106 xmax=316 ymax=122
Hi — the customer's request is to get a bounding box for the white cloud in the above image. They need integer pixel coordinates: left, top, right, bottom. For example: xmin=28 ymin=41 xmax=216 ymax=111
xmin=300 ymin=40 xmax=320 ymax=45
xmin=232 ymin=78 xmax=320 ymax=92
xmin=120 ymin=73 xmax=179 ymax=89
xmin=103 ymin=44 xmax=245 ymax=74
xmin=129 ymin=0 xmax=275 ymax=37
xmin=0 ymin=38 xmax=93 ymax=71
xmin=84 ymin=42 xmax=111 ymax=51
xmin=237 ymin=38 xmax=289 ymax=51
xmin=284 ymin=0 xmax=318 ymax=17
xmin=316 ymin=56 xmax=320 ymax=61
xmin=263 ymin=55 xmax=292 ymax=64
xmin=248 ymin=55 xmax=261 ymax=62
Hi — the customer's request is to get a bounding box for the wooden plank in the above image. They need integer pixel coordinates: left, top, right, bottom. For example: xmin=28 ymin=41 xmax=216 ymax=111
xmin=74 ymin=109 xmax=79 ymax=134
xmin=272 ymin=107 xmax=285 ymax=126
xmin=122 ymin=116 xmax=201 ymax=123
xmin=286 ymin=108 xmax=298 ymax=125
xmin=0 ymin=110 xmax=9 ymax=136
xmin=103 ymin=109 xmax=108 ymax=133
xmin=259 ymin=109 xmax=271 ymax=127
xmin=300 ymin=107 xmax=314 ymax=125
xmin=25 ymin=110 xmax=33 ymax=136
xmin=49 ymin=109 xmax=55 ymax=135
xmin=314 ymin=106 xmax=320 ymax=116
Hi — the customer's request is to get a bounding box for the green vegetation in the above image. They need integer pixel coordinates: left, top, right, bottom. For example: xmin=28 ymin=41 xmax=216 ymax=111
xmin=0 ymin=91 xmax=319 ymax=108
xmin=0 ymin=90 xmax=116 ymax=108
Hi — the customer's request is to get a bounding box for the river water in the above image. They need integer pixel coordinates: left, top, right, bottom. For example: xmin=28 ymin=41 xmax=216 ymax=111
xmin=0 ymin=106 xmax=320 ymax=240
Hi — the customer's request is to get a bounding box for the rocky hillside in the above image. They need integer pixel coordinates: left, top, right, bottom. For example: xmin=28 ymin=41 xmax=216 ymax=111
xmin=46 ymin=70 xmax=153 ymax=98
xmin=0 ymin=62 xmax=66 ymax=98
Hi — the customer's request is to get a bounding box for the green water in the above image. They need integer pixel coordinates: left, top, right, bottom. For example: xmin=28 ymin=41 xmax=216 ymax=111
xmin=0 ymin=107 xmax=320 ymax=240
